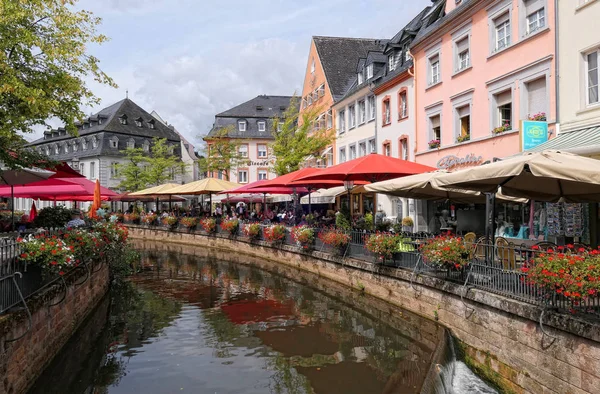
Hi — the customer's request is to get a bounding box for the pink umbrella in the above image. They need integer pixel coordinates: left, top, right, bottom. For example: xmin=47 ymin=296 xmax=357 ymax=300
xmin=0 ymin=177 xmax=117 ymax=200
xmin=29 ymin=201 xmax=37 ymax=222
xmin=218 ymin=180 xmax=308 ymax=195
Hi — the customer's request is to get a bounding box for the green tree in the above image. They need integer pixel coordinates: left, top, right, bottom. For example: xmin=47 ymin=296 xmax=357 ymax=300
xmin=0 ymin=0 xmax=115 ymax=168
xmin=198 ymin=127 xmax=244 ymax=181
xmin=116 ymin=138 xmax=186 ymax=191
xmin=271 ymin=98 xmax=335 ymax=176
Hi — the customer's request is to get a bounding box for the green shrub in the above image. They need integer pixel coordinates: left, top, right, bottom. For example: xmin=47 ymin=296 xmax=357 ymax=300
xmin=336 ymin=212 xmax=351 ymax=230
xmin=33 ymin=206 xmax=73 ymax=228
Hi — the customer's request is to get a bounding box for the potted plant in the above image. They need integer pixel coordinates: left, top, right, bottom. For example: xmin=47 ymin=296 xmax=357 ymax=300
xmin=318 ymin=228 xmax=351 ymax=255
xmin=492 ymin=123 xmax=511 ymax=135
xmin=200 ymin=217 xmax=217 ymax=234
xmin=291 ymin=225 xmax=315 ymax=250
xmin=263 ymin=224 xmax=287 ymax=245
xmin=124 ymin=212 xmax=140 ymax=224
xmin=456 ymin=134 xmax=470 ymax=143
xmin=180 ymin=217 xmax=198 ymax=231
xmin=162 ymin=215 xmax=178 ymax=230
xmin=143 ymin=213 xmax=157 ymax=226
xmin=243 ymin=223 xmax=262 ymax=242
xmin=365 ymin=233 xmax=399 ymax=263
xmin=420 ymin=236 xmax=470 ymax=271
xmin=528 ymin=112 xmax=547 ymax=121
xmin=220 ymin=218 xmax=240 ymax=237
xmin=401 ymin=216 xmax=414 ymax=232
xmin=428 ymin=139 xmax=440 ymax=149
xmin=18 ymin=235 xmax=77 ymax=277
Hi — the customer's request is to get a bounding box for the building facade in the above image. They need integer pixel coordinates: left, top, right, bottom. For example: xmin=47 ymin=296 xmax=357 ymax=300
xmin=28 ymin=98 xmax=186 ymax=192
xmin=411 ymin=0 xmax=556 ymax=169
xmin=205 ymin=95 xmax=293 ymax=184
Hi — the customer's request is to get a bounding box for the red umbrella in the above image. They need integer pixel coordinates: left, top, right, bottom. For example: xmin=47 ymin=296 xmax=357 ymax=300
xmin=89 ymin=180 xmax=101 ymax=219
xmin=294 ymin=153 xmax=436 ymax=183
xmin=0 ymin=177 xmax=117 ymax=200
xmin=29 ymin=201 xmax=37 ymax=222
xmin=219 ymin=180 xmax=308 ymax=195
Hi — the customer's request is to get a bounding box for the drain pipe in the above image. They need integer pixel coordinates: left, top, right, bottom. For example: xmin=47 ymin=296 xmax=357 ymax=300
xmin=554 ymin=0 xmax=560 ymax=132
xmin=407 ymin=49 xmax=420 ymax=231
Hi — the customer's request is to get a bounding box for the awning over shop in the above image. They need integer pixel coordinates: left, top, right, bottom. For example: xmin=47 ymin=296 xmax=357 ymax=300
xmin=522 ymin=126 xmax=600 ymax=156
xmin=299 ymin=186 xmax=365 ymax=204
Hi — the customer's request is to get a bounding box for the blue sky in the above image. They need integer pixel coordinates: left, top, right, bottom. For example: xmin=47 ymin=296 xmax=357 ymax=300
xmin=59 ymin=0 xmax=432 ymax=147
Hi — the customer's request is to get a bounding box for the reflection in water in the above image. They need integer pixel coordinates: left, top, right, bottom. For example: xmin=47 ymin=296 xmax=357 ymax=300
xmin=31 ymin=248 xmax=442 ymax=394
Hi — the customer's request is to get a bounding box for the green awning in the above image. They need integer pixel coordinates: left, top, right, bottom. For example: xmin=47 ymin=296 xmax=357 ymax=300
xmin=523 ymin=125 xmax=600 ymax=155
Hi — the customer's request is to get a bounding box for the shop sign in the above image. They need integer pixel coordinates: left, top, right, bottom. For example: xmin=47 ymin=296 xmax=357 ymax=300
xmin=245 ymin=160 xmax=272 ymax=167
xmin=521 ymin=121 xmax=548 ymax=151
xmin=436 ymin=154 xmax=483 ymax=170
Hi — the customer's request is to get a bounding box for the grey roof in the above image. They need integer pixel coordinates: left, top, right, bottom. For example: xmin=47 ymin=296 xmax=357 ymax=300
xmin=216 ymin=95 xmax=293 ymax=118
xmin=313 ymin=36 xmax=386 ymax=101
xmin=207 ymin=95 xmax=295 ymax=140
xmin=411 ymin=0 xmax=474 ymax=50
xmin=29 ymin=98 xmax=181 ymax=146
xmin=386 ymin=6 xmax=433 ymax=49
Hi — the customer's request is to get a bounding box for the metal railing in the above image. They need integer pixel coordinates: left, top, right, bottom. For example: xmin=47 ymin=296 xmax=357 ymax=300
xmin=132 ymin=220 xmax=600 ymax=319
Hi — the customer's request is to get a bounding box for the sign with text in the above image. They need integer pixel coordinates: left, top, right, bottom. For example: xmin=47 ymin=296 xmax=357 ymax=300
xmin=436 ymin=154 xmax=483 ymax=171
xmin=520 ymin=120 xmax=548 ymax=151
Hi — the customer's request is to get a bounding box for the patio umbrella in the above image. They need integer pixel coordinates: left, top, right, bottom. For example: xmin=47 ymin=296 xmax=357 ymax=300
xmin=436 ymin=150 xmax=600 ymax=203
xmin=0 ymin=178 xmax=118 ymax=200
xmin=0 ymin=167 xmax=55 ymax=228
xmin=364 ymin=171 xmax=527 ymax=203
xmin=89 ymin=180 xmax=101 ymax=219
xmin=128 ymin=183 xmax=181 ymax=196
xmin=220 ymin=180 xmax=308 ymax=195
xmin=151 ymin=178 xmax=241 ymax=213
xmin=29 ymin=201 xmax=37 ymax=222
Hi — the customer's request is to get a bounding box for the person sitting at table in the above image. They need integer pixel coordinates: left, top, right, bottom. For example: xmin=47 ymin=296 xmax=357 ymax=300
xmin=66 ymin=209 xmax=86 ymax=228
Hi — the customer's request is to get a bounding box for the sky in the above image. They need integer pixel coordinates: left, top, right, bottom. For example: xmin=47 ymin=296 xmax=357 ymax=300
xmin=35 ymin=0 xmax=432 ymax=148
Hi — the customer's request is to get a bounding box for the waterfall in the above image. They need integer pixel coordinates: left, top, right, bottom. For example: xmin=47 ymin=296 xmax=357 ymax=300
xmin=422 ymin=330 xmax=498 ymax=394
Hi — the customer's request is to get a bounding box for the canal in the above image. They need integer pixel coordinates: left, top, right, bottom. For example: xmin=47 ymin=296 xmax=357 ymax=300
xmin=28 ymin=244 xmax=496 ymax=394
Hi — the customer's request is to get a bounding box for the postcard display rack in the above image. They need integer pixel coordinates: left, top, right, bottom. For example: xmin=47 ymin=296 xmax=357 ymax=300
xmin=546 ymin=203 xmax=589 ymax=244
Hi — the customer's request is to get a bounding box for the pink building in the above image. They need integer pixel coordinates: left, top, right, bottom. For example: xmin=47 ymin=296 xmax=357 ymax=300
xmin=411 ymin=0 xmax=556 ymax=169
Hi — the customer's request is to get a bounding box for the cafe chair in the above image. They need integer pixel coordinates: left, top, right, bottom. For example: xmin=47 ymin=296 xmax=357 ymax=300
xmin=495 ymin=237 xmax=516 ymax=270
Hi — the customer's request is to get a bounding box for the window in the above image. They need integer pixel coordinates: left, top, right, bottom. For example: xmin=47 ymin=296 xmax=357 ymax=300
xmin=148 ymin=120 xmax=155 ymax=129
xmin=44 ymin=146 xmax=50 ymax=155
xmin=388 ymin=53 xmax=398 ymax=72
xmin=326 ymin=109 xmax=333 ymax=129
xmin=338 ymin=110 xmax=346 ymax=134
xmin=143 ymin=141 xmax=150 ymax=152
xmin=258 ymin=169 xmax=268 ymax=180
xmin=79 ymin=163 xmax=84 ymax=174
xmin=494 ymin=90 xmax=513 ymax=129
xmin=311 ymin=58 xmax=315 ymax=74
xmin=82 ymin=139 xmax=88 ymax=150
xmin=238 ymin=170 xmax=248 ymax=184
xmin=258 ymin=121 xmax=266 ymax=132
xmin=90 ymin=162 xmax=95 ymax=179
xmin=339 ymin=148 xmax=346 ymax=163
xmin=258 ymin=144 xmax=268 ymax=158
xmin=110 ymin=162 xmax=119 ymax=178
xmin=382 ymin=98 xmax=391 ymax=125
xmin=277 ymin=122 xmax=284 ymax=132
xmin=358 ymin=100 xmax=366 ymax=124
xmin=368 ymin=139 xmax=376 ymax=153
xmin=317 ymin=84 xmax=325 ymax=97
xmin=359 ymin=142 xmax=366 ymax=157
xmin=135 ymin=119 xmax=142 ymax=127
xmin=399 ymin=91 xmax=408 ymax=119
xmin=63 ymin=144 xmax=69 ymax=154
xmin=349 ymin=145 xmax=356 ymax=160
xmin=98 ymin=118 xmax=103 ymax=125
xmin=73 ymin=142 xmax=78 ymax=152
xmin=238 ymin=144 xmax=248 ymax=158
xmin=119 ymin=115 xmax=127 ymax=125
xmin=430 ymin=115 xmax=441 ymax=145
xmin=368 ymin=96 xmax=376 ymax=120
xmin=349 ymin=104 xmax=356 ymax=128
xmin=429 ymin=54 xmax=440 ymax=85
xmin=383 ymin=142 xmax=391 ymax=157
xmin=494 ymin=13 xmax=511 ymax=52
xmin=525 ymin=77 xmax=547 ymax=118
xmin=110 ymin=139 xmax=118 ymax=149
xmin=127 ymin=139 xmax=135 ymax=149
xmin=366 ymin=64 xmax=373 ymax=79
xmin=526 ymin=8 xmax=545 ymax=34
xmin=455 ymin=36 xmax=470 ymax=71
xmin=456 ymin=105 xmax=471 ymax=141
xmin=238 ymin=121 xmax=246 ymax=132
xmin=92 ymin=137 xmax=98 ymax=149
xmin=400 ymin=138 xmax=408 ymax=160
xmin=405 ymin=51 xmax=411 ymax=62
xmin=586 ymin=50 xmax=599 ymax=105
xmin=358 ymin=71 xmax=364 ymax=85
xmin=54 ymin=145 xmax=59 ymax=155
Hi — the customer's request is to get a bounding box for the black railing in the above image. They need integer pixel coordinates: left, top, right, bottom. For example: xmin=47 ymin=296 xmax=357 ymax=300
xmin=132 ymin=220 xmax=600 ymax=319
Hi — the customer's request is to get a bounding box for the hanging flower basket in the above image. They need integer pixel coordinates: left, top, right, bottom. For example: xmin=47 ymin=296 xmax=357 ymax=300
xmin=291 ymin=226 xmax=315 ymax=250
xmin=244 ymin=223 xmax=262 ymax=241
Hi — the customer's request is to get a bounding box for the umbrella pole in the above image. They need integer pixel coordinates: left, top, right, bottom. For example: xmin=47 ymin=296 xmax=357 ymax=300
xmin=169 ymin=196 xmax=172 ymax=212
xmin=308 ymin=187 xmax=312 ymax=215
xmin=263 ymin=193 xmax=267 ymax=217
xmin=209 ymin=193 xmax=212 ymax=216
xmin=156 ymin=197 xmax=159 ymax=212
xmin=485 ymin=192 xmax=497 ymax=264
xmin=11 ymin=185 xmax=14 ymax=231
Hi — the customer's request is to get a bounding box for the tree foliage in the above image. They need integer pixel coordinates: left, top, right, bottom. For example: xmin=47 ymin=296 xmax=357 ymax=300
xmin=271 ymin=97 xmax=335 ymax=176
xmin=198 ymin=127 xmax=244 ymax=181
xmin=0 ymin=0 xmax=115 ymax=168
xmin=116 ymin=138 xmax=186 ymax=192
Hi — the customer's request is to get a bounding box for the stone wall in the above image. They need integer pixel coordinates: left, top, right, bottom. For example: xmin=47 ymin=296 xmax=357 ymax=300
xmin=130 ymin=227 xmax=600 ymax=394
xmin=0 ymin=263 xmax=110 ymax=394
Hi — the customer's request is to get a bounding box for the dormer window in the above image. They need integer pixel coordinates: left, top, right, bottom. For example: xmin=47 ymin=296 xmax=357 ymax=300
xmin=82 ymin=139 xmax=88 ymax=150
xmin=98 ymin=118 xmax=103 ymax=125
xmin=258 ymin=121 xmax=266 ymax=132
xmin=135 ymin=117 xmax=143 ymax=127
xmin=280 ymin=105 xmax=287 ymax=111
xmin=366 ymin=64 xmax=373 ymax=79
xmin=388 ymin=53 xmax=396 ymax=71
xmin=238 ymin=121 xmax=246 ymax=132
xmin=92 ymin=136 xmax=98 ymax=149
xmin=143 ymin=140 xmax=150 ymax=152
xmin=63 ymin=144 xmax=69 ymax=154
xmin=405 ymin=51 xmax=411 ymax=62
xmin=73 ymin=142 xmax=79 ymax=152
xmin=256 ymin=105 xmax=263 ymax=111
xmin=358 ymin=71 xmax=364 ymax=85
xmin=45 ymin=146 xmax=50 ymax=155
xmin=110 ymin=137 xmax=118 ymax=149
xmin=54 ymin=145 xmax=59 ymax=155
xmin=148 ymin=119 xmax=155 ymax=129
xmin=127 ymin=138 xmax=135 ymax=149
xmin=119 ymin=115 xmax=127 ymax=125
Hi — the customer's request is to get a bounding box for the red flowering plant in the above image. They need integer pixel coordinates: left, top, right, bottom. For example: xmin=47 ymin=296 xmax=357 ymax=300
xmin=124 ymin=212 xmax=140 ymax=224
xmin=162 ymin=215 xmax=179 ymax=229
xmin=63 ymin=228 xmax=100 ymax=264
xmin=365 ymin=233 xmax=399 ymax=261
xmin=180 ymin=217 xmax=198 ymax=230
xmin=220 ymin=218 xmax=240 ymax=236
xmin=420 ymin=236 xmax=470 ymax=270
xmin=200 ymin=217 xmax=217 ymax=233
xmin=143 ymin=213 xmax=157 ymax=225
xmin=291 ymin=226 xmax=315 ymax=249
xmin=243 ymin=223 xmax=262 ymax=241
xmin=17 ymin=235 xmax=76 ymax=277
xmin=318 ymin=228 xmax=350 ymax=254
xmin=263 ymin=224 xmax=287 ymax=244
xmin=521 ymin=247 xmax=600 ymax=302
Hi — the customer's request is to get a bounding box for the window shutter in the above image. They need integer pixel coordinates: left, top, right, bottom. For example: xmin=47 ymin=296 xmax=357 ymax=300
xmin=496 ymin=90 xmax=512 ymax=106
xmin=495 ymin=11 xmax=509 ymax=25
xmin=456 ymin=37 xmax=469 ymax=53
xmin=431 ymin=115 xmax=441 ymax=128
xmin=457 ymin=105 xmax=470 ymax=117
xmin=527 ymin=77 xmax=547 ymax=116
xmin=525 ymin=0 xmax=544 ymax=14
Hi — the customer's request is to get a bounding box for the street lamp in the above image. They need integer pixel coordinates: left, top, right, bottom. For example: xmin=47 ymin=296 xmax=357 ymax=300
xmin=343 ymin=180 xmax=354 ymax=214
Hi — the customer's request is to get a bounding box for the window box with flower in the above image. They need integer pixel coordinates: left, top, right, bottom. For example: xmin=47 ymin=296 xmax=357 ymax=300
xmin=365 ymin=233 xmax=399 ymax=262
xmin=492 ymin=123 xmax=511 ymax=135
xmin=200 ymin=217 xmax=217 ymax=234
xmin=428 ymin=139 xmax=440 ymax=149
xmin=162 ymin=215 xmax=178 ymax=230
xmin=220 ymin=218 xmax=240 ymax=237
xmin=180 ymin=217 xmax=198 ymax=231
xmin=143 ymin=213 xmax=157 ymax=226
xmin=291 ymin=226 xmax=315 ymax=250
xmin=318 ymin=228 xmax=350 ymax=255
xmin=263 ymin=224 xmax=287 ymax=245
xmin=528 ymin=112 xmax=547 ymax=122
xmin=456 ymin=134 xmax=470 ymax=143
xmin=243 ymin=223 xmax=262 ymax=241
